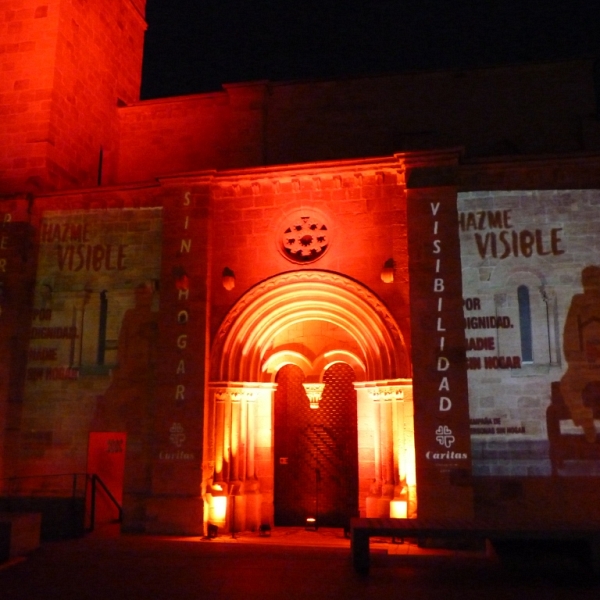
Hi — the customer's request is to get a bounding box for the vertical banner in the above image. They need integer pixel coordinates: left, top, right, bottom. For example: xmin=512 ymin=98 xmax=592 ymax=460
xmin=406 ymin=164 xmax=473 ymax=519
xmin=148 ymin=182 xmax=211 ymax=533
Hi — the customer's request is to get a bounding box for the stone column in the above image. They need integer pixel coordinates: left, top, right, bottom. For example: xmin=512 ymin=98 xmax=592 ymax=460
xmin=381 ymin=396 xmax=395 ymax=517
xmin=246 ymin=391 xmax=256 ymax=480
xmin=207 ymin=383 xmax=276 ymax=532
xmin=230 ymin=392 xmax=241 ymax=483
xmin=382 ymin=398 xmax=395 ymax=485
xmin=213 ymin=390 xmax=227 ymax=483
xmin=223 ymin=393 xmax=232 ymax=483
xmin=362 ymin=381 xmax=415 ymax=518
xmin=253 ymin=383 xmax=277 ymax=527
xmin=366 ymin=394 xmax=383 ymax=518
xmin=240 ymin=391 xmax=248 ymax=483
xmin=393 ymin=390 xmax=402 ymax=486
xmin=372 ymin=397 xmax=382 ymax=485
xmin=367 ymin=385 xmax=402 ymax=517
xmin=398 ymin=382 xmax=417 ymax=518
xmin=240 ymin=388 xmax=259 ymax=531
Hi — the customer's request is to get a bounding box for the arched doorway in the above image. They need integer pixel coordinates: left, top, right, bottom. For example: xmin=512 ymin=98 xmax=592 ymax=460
xmin=206 ymin=271 xmax=414 ymax=532
xmin=274 ymin=363 xmax=358 ymax=527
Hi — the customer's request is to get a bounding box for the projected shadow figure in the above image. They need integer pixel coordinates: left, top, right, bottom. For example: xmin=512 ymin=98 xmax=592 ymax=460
xmin=95 ymin=282 xmax=158 ymax=429
xmin=559 ymin=266 xmax=600 ymax=443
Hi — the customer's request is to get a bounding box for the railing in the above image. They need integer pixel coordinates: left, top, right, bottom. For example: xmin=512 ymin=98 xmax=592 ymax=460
xmin=87 ymin=473 xmax=123 ymax=532
xmin=0 ymin=472 xmax=123 ymax=534
xmin=0 ymin=473 xmax=87 ymax=498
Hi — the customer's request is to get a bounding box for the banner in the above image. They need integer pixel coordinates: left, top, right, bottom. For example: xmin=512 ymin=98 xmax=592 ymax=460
xmin=459 ymin=190 xmax=600 ymax=477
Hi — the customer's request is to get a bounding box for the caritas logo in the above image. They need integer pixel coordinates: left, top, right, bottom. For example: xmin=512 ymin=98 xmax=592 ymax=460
xmin=425 ymin=425 xmax=468 ymax=460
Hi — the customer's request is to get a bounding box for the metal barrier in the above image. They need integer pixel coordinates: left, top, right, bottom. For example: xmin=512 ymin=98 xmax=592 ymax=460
xmin=0 ymin=472 xmax=122 ymax=536
xmin=87 ymin=473 xmax=122 ymax=532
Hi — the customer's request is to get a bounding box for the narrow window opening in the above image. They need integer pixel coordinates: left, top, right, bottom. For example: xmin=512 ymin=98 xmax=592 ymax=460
xmin=518 ymin=285 xmax=533 ymax=363
xmin=97 ymin=146 xmax=104 ymax=186
xmin=97 ymin=290 xmax=108 ymax=365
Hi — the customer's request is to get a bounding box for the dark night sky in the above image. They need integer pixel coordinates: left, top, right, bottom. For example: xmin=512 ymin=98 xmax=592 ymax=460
xmin=141 ymin=0 xmax=600 ymax=99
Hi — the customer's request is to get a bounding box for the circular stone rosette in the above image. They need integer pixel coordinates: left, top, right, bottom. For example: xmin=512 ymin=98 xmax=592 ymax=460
xmin=278 ymin=211 xmax=331 ymax=264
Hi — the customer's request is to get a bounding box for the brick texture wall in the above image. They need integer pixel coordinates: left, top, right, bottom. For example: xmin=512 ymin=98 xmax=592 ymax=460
xmin=1 ymin=0 xmax=146 ymax=194
xmin=117 ymin=94 xmax=228 ymax=184
xmin=1 ymin=0 xmax=61 ymax=194
xmin=208 ymin=160 xmax=412 ymax=355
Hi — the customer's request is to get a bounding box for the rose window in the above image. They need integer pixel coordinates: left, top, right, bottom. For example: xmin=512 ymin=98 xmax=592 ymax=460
xmin=281 ymin=216 xmax=329 ymax=263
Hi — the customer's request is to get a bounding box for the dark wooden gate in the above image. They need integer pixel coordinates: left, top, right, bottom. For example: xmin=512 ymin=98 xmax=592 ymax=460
xmin=274 ymin=363 xmax=358 ymax=527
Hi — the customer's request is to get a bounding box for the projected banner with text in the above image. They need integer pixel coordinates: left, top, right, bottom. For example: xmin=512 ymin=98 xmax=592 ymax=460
xmin=459 ymin=190 xmax=600 ymax=477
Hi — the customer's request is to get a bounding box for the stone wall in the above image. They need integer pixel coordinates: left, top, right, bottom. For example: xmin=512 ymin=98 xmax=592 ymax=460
xmin=0 ymin=0 xmax=146 ymax=194
xmin=115 ymin=59 xmax=600 ymax=185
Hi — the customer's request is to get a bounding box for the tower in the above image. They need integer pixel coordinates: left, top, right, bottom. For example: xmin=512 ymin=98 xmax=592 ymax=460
xmin=0 ymin=0 xmax=147 ymax=194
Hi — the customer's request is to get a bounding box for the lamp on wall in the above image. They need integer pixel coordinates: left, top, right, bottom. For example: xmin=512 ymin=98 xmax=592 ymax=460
xmin=222 ymin=267 xmax=235 ymax=291
xmin=303 ymin=383 xmax=325 ymax=409
xmin=389 ymin=499 xmax=408 ymax=519
xmin=380 ymin=258 xmax=395 ymax=283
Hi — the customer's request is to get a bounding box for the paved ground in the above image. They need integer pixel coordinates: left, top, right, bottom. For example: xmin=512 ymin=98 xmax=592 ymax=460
xmin=1 ymin=525 xmax=599 ymax=599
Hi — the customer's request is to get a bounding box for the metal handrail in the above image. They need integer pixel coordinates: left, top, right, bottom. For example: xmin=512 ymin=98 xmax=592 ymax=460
xmin=0 ymin=473 xmax=87 ymax=498
xmin=87 ymin=473 xmax=123 ymax=532
xmin=0 ymin=472 xmax=123 ymax=534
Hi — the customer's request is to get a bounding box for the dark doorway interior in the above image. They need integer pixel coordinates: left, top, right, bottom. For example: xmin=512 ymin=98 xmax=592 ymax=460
xmin=274 ymin=363 xmax=358 ymax=527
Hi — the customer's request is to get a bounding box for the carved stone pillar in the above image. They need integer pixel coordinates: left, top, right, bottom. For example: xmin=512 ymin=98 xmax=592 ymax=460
xmin=382 ymin=397 xmax=395 ymax=486
xmin=213 ymin=390 xmax=226 ymax=482
xmin=367 ymin=385 xmax=403 ymax=517
xmin=222 ymin=392 xmax=232 ymax=482
xmin=246 ymin=391 xmax=256 ymax=480
xmin=230 ymin=392 xmax=241 ymax=482
xmin=372 ymin=396 xmax=382 ymax=486
xmin=369 ymin=395 xmax=383 ymax=518
xmin=356 ymin=381 xmax=414 ymax=518
xmin=399 ymin=383 xmax=417 ymax=518
xmin=207 ymin=383 xmax=276 ymax=532
xmin=240 ymin=391 xmax=248 ymax=483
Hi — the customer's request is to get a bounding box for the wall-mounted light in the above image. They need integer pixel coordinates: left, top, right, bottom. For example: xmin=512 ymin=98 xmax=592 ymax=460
xmin=208 ymin=484 xmax=228 ymax=527
xmin=389 ymin=499 xmax=408 ymax=519
xmin=212 ymin=496 xmax=227 ymax=519
xmin=222 ymin=267 xmax=235 ymax=291
xmin=380 ymin=258 xmax=395 ymax=283
xmin=303 ymin=383 xmax=325 ymax=409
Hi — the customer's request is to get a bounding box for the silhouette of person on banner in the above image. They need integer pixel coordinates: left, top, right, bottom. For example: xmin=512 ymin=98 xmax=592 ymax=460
xmin=95 ymin=281 xmax=158 ymax=433
xmin=111 ymin=282 xmax=158 ymax=387
xmin=560 ymin=266 xmax=600 ymax=443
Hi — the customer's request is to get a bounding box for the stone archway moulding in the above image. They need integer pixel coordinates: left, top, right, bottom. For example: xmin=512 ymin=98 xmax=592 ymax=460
xmin=210 ymin=270 xmax=410 ymax=383
xmin=205 ymin=270 xmax=415 ymax=530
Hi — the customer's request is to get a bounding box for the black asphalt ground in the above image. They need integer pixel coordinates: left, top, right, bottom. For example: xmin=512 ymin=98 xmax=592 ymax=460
xmin=1 ymin=525 xmax=599 ymax=599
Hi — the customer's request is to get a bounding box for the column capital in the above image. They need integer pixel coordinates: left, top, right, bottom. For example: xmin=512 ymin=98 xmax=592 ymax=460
xmin=354 ymin=379 xmax=412 ymax=402
xmin=302 ymin=382 xmax=325 ymax=409
xmin=366 ymin=386 xmax=404 ymax=402
xmin=210 ymin=382 xmax=278 ymax=403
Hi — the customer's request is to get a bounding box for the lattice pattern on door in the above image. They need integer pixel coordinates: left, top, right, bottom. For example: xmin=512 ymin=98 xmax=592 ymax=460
xmin=274 ymin=362 xmax=358 ymax=527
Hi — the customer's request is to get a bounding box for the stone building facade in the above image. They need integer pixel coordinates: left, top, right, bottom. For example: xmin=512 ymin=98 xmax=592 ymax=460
xmin=2 ymin=0 xmax=600 ymax=535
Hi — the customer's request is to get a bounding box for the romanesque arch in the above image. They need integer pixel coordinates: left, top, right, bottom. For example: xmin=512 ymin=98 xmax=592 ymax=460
xmin=210 ymin=270 xmax=410 ymax=382
xmin=205 ymin=271 xmax=416 ymax=531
